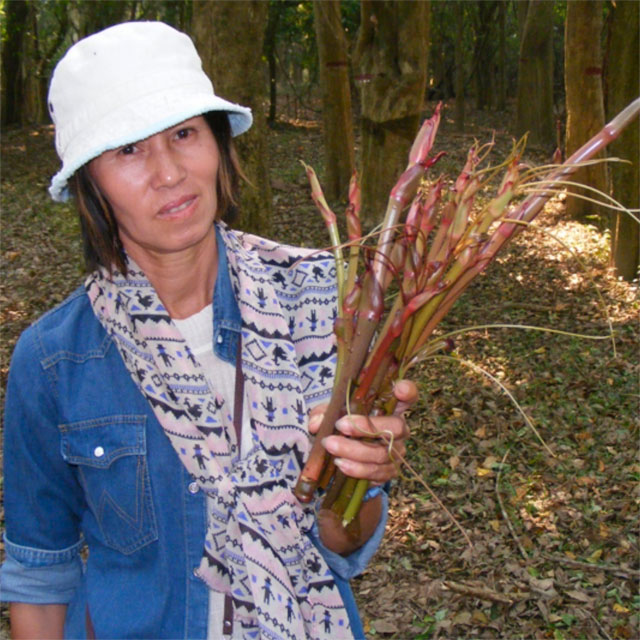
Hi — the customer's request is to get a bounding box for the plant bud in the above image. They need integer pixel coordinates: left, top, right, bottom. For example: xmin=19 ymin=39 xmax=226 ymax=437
xmin=343 ymin=281 xmax=362 ymax=315
xmin=448 ymin=198 xmax=473 ymax=248
xmin=497 ymin=157 xmax=520 ymax=196
xmin=456 ymin=244 xmax=475 ymax=268
xmin=426 ymin=201 xmax=454 ymax=265
xmin=302 ymin=161 xmax=336 ymax=226
xmin=408 ymin=102 xmax=442 ymax=167
xmin=333 ymin=317 xmax=346 ymax=342
xmin=348 ymin=171 xmax=361 ymax=210
xmin=454 ymin=146 xmax=480 ymax=193
xmin=346 ymin=172 xmax=362 ymax=239
xmin=405 ymin=195 xmax=423 ymax=242
xmin=417 ymin=179 xmax=444 ymax=249
xmin=488 ymin=188 xmax=514 ymax=220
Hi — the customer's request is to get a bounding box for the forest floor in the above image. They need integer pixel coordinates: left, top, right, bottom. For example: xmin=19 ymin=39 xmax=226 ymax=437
xmin=1 ymin=102 xmax=638 ymax=639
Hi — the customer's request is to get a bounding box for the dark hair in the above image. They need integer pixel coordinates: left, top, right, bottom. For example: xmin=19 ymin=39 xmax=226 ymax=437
xmin=68 ymin=111 xmax=243 ymax=275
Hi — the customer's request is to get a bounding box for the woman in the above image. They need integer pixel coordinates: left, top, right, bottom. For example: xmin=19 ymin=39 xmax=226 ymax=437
xmin=1 ymin=22 xmax=416 ymax=639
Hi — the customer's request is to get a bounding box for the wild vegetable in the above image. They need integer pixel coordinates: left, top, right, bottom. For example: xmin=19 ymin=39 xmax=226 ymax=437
xmin=294 ymin=98 xmax=640 ymax=543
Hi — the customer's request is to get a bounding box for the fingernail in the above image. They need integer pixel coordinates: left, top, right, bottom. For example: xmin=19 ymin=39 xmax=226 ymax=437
xmin=335 ymin=416 xmax=351 ymax=432
xmin=394 ymin=380 xmax=410 ymax=395
xmin=308 ymin=413 xmax=323 ymax=432
xmin=321 ymin=437 xmax=334 ymax=453
xmin=333 ymin=457 xmax=345 ymax=470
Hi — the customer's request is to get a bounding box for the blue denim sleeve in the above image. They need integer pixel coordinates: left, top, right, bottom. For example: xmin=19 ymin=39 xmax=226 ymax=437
xmin=1 ymin=326 xmax=85 ymax=602
xmin=1 ymin=537 xmax=84 ymax=603
xmin=308 ymin=486 xmax=389 ymax=580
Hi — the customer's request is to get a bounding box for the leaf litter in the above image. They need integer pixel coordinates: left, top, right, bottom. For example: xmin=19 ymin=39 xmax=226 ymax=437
xmin=1 ymin=104 xmax=638 ymax=639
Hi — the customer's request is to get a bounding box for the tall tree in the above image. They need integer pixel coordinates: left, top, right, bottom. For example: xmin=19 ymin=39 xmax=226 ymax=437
xmin=15 ymin=1 xmax=71 ymax=125
xmin=515 ymin=0 xmax=555 ymax=149
xmin=68 ymin=0 xmax=131 ymax=39
xmin=353 ymin=0 xmax=430 ymax=222
xmin=313 ymin=0 xmax=355 ymax=202
xmin=1 ymin=0 xmax=29 ymax=125
xmin=22 ymin=1 xmax=43 ymax=124
xmin=564 ymin=0 xmax=608 ymax=223
xmin=429 ymin=2 xmax=455 ymax=101
xmin=192 ymin=1 xmax=272 ymax=236
xmin=496 ymin=0 xmax=507 ymax=111
xmin=454 ymin=0 xmax=465 ymax=132
xmin=606 ymin=0 xmax=639 ymax=281
xmin=472 ymin=1 xmax=499 ymax=111
xmin=264 ymin=1 xmax=283 ymax=125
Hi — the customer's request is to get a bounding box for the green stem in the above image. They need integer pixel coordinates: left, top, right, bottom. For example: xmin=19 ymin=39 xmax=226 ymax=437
xmin=342 ymin=479 xmax=370 ymax=527
xmin=326 ymin=221 xmax=345 ymax=314
xmin=402 ymin=257 xmax=467 ymax=359
xmin=330 ymin=475 xmax=358 ymax=517
xmin=321 ymin=468 xmax=348 ymax=510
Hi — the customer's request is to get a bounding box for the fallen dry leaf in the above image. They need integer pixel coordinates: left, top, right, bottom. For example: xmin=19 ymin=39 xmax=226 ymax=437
xmin=371 ymin=618 xmax=399 ymax=634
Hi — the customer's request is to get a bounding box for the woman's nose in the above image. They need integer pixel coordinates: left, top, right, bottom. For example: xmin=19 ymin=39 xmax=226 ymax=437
xmin=149 ymin=145 xmax=186 ymax=189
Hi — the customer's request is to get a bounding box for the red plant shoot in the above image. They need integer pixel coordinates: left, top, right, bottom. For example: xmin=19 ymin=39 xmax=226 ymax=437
xmin=294 ymin=99 xmax=640 ymax=530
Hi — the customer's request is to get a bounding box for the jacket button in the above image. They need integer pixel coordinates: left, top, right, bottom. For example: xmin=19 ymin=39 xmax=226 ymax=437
xmin=188 ymin=482 xmax=200 ymax=494
xmin=93 ymin=446 xmax=105 ymax=458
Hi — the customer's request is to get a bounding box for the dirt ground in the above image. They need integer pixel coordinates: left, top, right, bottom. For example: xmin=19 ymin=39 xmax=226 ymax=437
xmin=1 ymin=102 xmax=638 ymax=638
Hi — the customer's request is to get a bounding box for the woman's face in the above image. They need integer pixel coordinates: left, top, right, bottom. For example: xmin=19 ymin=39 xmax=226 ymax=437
xmin=88 ymin=116 xmax=220 ymax=263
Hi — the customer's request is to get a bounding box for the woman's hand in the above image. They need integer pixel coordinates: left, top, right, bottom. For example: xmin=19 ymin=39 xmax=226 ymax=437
xmin=310 ymin=379 xmax=417 ymax=555
xmin=308 ymin=379 xmax=417 ymax=485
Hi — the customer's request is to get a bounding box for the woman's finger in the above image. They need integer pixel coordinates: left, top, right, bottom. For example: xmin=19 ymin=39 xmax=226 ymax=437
xmin=392 ymin=379 xmax=418 ymax=416
xmin=332 ymin=456 xmax=401 ymax=483
xmin=322 ymin=434 xmax=406 ymax=465
xmin=307 ymin=404 xmax=328 ymax=434
xmin=335 ymin=413 xmax=408 ymax=441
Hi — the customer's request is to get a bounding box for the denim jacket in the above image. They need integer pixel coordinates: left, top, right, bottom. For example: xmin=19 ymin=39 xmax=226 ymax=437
xmin=1 ymin=228 xmax=387 ymax=639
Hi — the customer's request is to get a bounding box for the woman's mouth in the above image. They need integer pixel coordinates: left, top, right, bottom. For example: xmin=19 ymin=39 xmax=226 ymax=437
xmin=158 ymin=196 xmax=197 ymax=218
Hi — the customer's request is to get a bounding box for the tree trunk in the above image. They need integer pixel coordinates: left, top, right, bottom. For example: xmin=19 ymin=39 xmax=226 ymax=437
xmin=191 ymin=1 xmax=272 ymax=236
xmin=313 ymin=0 xmax=355 ymax=202
xmin=264 ymin=1 xmax=281 ymax=125
xmin=1 ymin=0 xmax=28 ymax=125
xmin=473 ymin=1 xmax=498 ymax=111
xmin=428 ymin=3 xmax=454 ymax=101
xmin=564 ymin=0 xmax=608 ymax=223
xmin=515 ymin=0 xmax=554 ymax=149
xmin=496 ymin=0 xmax=507 ymax=111
xmin=22 ymin=1 xmax=44 ymax=124
xmin=69 ymin=0 xmax=132 ymax=39
xmin=606 ymin=0 xmax=639 ymax=280
xmin=354 ymin=0 xmax=430 ymax=224
xmin=454 ymin=0 xmax=465 ymax=132
xmin=516 ymin=0 xmax=528 ymax=43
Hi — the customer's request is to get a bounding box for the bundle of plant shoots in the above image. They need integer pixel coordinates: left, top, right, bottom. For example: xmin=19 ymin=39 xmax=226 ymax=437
xmin=294 ymin=99 xmax=639 ymax=550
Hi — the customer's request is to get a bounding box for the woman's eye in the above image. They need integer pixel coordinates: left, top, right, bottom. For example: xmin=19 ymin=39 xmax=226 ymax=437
xmin=176 ymin=127 xmax=194 ymax=140
xmin=119 ymin=144 xmax=136 ymax=156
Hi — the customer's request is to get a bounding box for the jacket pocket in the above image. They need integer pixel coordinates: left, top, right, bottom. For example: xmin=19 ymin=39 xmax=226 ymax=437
xmin=60 ymin=415 xmax=158 ymax=555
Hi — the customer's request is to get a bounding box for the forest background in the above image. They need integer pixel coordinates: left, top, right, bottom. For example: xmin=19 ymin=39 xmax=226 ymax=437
xmin=1 ymin=1 xmax=639 ymax=638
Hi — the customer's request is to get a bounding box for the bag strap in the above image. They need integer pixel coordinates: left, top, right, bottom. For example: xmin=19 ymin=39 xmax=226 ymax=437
xmin=232 ymin=335 xmax=243 ymax=447
xmin=224 ymin=336 xmax=244 ymax=636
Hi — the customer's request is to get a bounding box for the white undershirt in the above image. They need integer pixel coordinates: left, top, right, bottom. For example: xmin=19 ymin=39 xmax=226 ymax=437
xmin=173 ymin=305 xmax=250 ymax=639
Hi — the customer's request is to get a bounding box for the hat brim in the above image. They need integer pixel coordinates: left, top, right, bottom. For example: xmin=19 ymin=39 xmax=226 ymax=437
xmin=49 ymin=91 xmax=252 ymax=202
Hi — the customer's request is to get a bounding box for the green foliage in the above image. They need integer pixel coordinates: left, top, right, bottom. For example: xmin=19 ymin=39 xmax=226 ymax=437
xmin=551 ymin=0 xmax=567 ymax=105
xmin=270 ymin=0 xmax=317 ymax=84
xmin=429 ymin=1 xmax=521 ymax=102
xmin=266 ymin=0 xmax=358 ymax=95
xmin=0 ymin=0 xmax=6 ymax=42
xmin=340 ymin=0 xmax=360 ymax=42
xmin=10 ymin=0 xmax=193 ymax=98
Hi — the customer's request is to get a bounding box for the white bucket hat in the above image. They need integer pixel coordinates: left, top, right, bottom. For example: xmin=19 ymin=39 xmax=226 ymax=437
xmin=48 ymin=21 xmax=252 ymax=202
